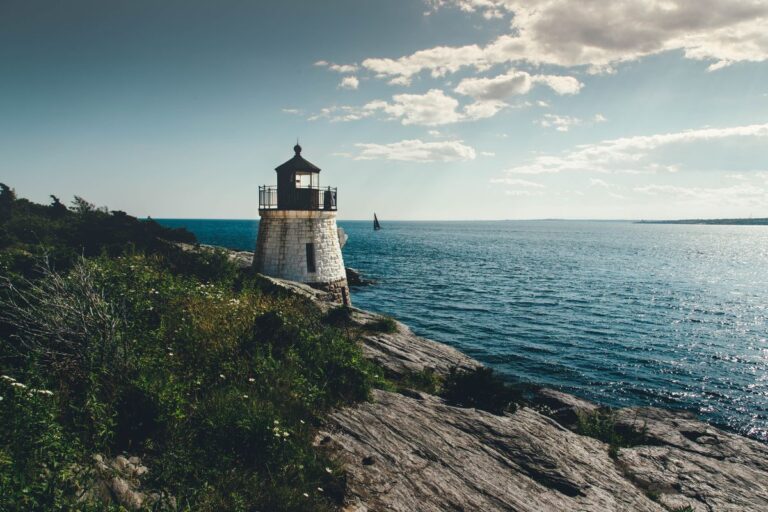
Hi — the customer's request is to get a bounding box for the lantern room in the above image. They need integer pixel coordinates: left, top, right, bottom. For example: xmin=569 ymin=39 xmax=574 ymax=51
xmin=259 ymin=144 xmax=337 ymax=211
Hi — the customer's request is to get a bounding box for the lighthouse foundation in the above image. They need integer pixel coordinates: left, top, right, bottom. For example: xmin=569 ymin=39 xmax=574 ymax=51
xmin=253 ymin=209 xmax=350 ymax=304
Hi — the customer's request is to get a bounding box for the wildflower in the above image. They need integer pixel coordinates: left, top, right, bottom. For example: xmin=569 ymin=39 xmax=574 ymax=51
xmin=220 ymin=374 xmax=225 ymax=379
xmin=242 ymin=394 xmax=249 ymax=399
xmin=317 ymin=487 xmax=324 ymax=492
xmin=30 ymin=389 xmax=54 ymax=396
xmin=11 ymin=382 xmax=27 ymax=389
xmin=302 ymin=493 xmax=309 ymax=498
xmin=282 ymin=431 xmax=289 ymax=437
xmin=325 ymin=467 xmax=332 ymax=474
xmin=248 ymin=377 xmax=255 ymax=383
xmin=273 ymin=419 xmax=279 ymax=425
xmin=1 ymin=375 xmax=16 ymax=383
xmin=299 ymin=419 xmax=305 ymax=424
xmin=168 ymin=352 xmax=174 ymax=357
xmin=0 ymin=396 xmax=3 ymax=401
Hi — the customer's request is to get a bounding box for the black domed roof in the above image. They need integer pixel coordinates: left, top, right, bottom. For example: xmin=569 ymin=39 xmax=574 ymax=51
xmin=275 ymin=143 xmax=321 ymax=173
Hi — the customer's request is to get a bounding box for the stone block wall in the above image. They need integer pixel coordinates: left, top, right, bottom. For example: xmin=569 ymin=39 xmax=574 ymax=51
xmin=253 ymin=209 xmax=349 ymax=303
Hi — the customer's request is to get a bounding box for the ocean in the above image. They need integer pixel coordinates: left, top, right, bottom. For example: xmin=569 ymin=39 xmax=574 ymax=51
xmin=157 ymin=219 xmax=768 ymax=441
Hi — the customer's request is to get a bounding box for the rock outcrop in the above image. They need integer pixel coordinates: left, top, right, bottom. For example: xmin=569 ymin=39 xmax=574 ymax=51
xmin=77 ymin=454 xmax=173 ymax=510
xmin=323 ymin=301 xmax=768 ymax=511
xmin=214 ymin=246 xmax=768 ymax=511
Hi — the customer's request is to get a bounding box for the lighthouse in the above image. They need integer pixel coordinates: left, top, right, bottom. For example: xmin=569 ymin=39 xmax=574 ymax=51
xmin=253 ymin=143 xmax=350 ymax=305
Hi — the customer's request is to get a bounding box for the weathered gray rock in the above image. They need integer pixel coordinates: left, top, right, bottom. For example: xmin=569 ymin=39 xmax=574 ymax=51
xmin=322 ymin=390 xmax=664 ymax=512
xmin=78 ymin=454 xmax=174 ymax=510
xmin=534 ymin=387 xmax=600 ymax=428
xmin=325 ymin=391 xmax=768 ymax=512
xmin=613 ymin=407 xmax=768 ymax=511
xmin=349 ymin=308 xmax=479 ymax=378
xmin=346 ymin=267 xmax=375 ymax=287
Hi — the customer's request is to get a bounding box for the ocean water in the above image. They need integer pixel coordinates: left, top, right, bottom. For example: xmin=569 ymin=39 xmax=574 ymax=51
xmin=157 ymin=219 xmax=768 ymax=441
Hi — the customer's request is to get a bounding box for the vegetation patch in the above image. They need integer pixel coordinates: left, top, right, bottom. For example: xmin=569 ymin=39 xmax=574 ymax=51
xmin=364 ymin=316 xmax=398 ymax=334
xmin=442 ymin=366 xmax=522 ymax=415
xmin=575 ymin=409 xmax=648 ymax=458
xmin=0 ymin=186 xmax=386 ymax=511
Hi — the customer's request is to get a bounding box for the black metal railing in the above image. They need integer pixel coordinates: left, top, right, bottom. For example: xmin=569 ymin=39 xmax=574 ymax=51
xmin=259 ymin=185 xmax=337 ymax=211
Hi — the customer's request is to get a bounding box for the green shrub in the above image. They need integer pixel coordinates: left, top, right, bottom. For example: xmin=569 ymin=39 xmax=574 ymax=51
xmin=0 ymin=374 xmax=83 ymax=512
xmin=364 ymin=315 xmax=398 ymax=333
xmin=575 ymin=409 xmax=647 ymax=457
xmin=396 ymin=369 xmax=443 ymax=395
xmin=442 ymin=366 xmax=521 ymax=415
xmin=323 ymin=305 xmax=353 ymax=328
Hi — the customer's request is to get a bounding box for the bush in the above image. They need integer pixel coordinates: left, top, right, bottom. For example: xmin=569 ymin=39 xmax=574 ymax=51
xmin=442 ymin=366 xmax=521 ymax=415
xmin=364 ymin=315 xmax=398 ymax=333
xmin=323 ymin=305 xmax=353 ymax=328
xmin=575 ymin=409 xmax=647 ymax=457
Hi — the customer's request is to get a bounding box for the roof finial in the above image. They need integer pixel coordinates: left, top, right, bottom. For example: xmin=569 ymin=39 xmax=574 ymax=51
xmin=294 ymin=138 xmax=302 ymax=155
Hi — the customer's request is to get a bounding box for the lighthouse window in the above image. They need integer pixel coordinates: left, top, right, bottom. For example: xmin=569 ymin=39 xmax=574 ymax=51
xmin=306 ymin=243 xmax=316 ymax=273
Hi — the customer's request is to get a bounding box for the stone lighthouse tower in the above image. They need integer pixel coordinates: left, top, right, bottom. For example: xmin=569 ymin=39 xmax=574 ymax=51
xmin=253 ymin=143 xmax=350 ymax=304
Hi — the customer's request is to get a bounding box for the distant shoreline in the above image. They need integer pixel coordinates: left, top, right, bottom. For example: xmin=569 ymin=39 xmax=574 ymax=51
xmin=636 ymin=218 xmax=768 ymax=225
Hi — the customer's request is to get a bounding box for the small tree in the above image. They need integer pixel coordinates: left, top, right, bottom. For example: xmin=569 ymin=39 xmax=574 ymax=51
xmin=49 ymin=195 xmax=68 ymax=218
xmin=0 ymin=183 xmax=16 ymax=221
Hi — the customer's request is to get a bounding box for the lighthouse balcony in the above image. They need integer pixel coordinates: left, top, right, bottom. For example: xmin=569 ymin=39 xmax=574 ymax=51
xmin=258 ymin=185 xmax=337 ymax=211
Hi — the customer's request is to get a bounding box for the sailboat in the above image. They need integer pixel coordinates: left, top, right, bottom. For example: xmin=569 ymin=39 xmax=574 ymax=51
xmin=373 ymin=213 xmax=381 ymax=231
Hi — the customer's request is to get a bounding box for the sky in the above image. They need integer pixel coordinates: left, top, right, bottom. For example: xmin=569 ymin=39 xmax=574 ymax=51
xmin=2 ymin=0 xmax=768 ymax=220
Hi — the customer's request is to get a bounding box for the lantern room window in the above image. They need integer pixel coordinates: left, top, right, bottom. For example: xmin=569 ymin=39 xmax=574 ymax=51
xmin=295 ymin=172 xmax=318 ymax=188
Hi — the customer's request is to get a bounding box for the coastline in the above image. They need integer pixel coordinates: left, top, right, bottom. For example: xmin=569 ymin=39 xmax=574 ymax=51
xmin=220 ymin=246 xmax=768 ymax=511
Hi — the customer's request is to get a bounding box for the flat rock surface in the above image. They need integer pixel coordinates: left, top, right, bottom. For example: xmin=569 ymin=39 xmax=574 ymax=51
xmin=323 ymin=390 xmax=663 ymax=512
xmin=325 ymin=391 xmax=768 ymax=512
xmin=349 ymin=308 xmax=480 ymax=378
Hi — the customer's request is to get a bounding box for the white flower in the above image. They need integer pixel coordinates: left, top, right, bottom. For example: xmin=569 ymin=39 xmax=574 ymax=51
xmin=1 ymin=375 xmax=16 ymax=383
xmin=11 ymin=382 xmax=27 ymax=389
xmin=299 ymin=419 xmax=305 ymax=424
xmin=248 ymin=378 xmax=255 ymax=383
xmin=273 ymin=419 xmax=279 ymax=425
xmin=282 ymin=431 xmax=289 ymax=437
xmin=219 ymin=374 xmax=225 ymax=379
xmin=317 ymin=487 xmax=324 ymax=492
xmin=302 ymin=493 xmax=309 ymax=498
xmin=168 ymin=352 xmax=174 ymax=357
xmin=325 ymin=467 xmax=332 ymax=474
xmin=0 ymin=396 xmax=3 ymax=401
xmin=242 ymin=394 xmax=249 ymax=399
xmin=30 ymin=389 xmax=54 ymax=396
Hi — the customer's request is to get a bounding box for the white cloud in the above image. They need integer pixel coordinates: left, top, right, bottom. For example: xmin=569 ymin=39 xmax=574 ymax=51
xmin=481 ymin=151 xmax=496 ymax=157
xmin=491 ymin=177 xmax=544 ymax=187
xmin=281 ymin=108 xmax=303 ymax=115
xmin=454 ymin=70 xmax=532 ymax=99
xmin=454 ymin=69 xmax=582 ymax=101
xmin=536 ymin=112 xmax=606 ymax=131
xmin=363 ymin=1 xmax=768 ymax=80
xmin=634 ymin=183 xmax=768 ymax=205
xmin=351 ymin=139 xmax=477 ymax=162
xmin=505 ymin=122 xmax=768 ymax=174
xmin=362 ymin=89 xmax=509 ymax=125
xmin=339 ymin=76 xmax=360 ymax=89
xmin=531 ymin=74 xmax=583 ymax=95
xmin=315 ymin=60 xmax=359 ymax=73
xmin=365 ymin=89 xmax=463 ymax=125
xmin=536 ymin=114 xmax=581 ymax=132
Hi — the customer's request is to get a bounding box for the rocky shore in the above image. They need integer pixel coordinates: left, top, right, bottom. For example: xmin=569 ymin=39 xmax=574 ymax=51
xmin=257 ymin=271 xmax=768 ymax=512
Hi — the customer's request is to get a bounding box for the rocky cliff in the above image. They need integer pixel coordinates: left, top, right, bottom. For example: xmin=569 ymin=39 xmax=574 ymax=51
xmin=257 ymin=273 xmax=768 ymax=512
